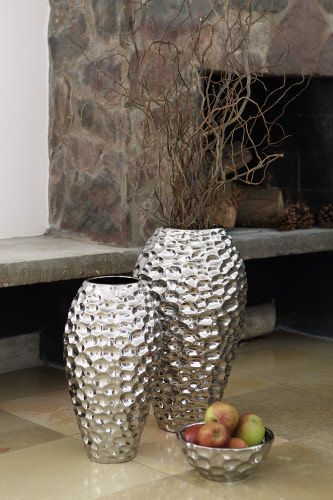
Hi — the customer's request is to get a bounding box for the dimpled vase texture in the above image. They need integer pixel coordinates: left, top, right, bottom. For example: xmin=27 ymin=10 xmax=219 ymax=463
xmin=64 ymin=277 xmax=160 ymax=463
xmin=135 ymin=228 xmax=247 ymax=432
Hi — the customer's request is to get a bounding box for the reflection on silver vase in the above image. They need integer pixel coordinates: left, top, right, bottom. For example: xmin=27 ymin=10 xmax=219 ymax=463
xmin=64 ymin=275 xmax=160 ymax=463
xmin=135 ymin=227 xmax=247 ymax=432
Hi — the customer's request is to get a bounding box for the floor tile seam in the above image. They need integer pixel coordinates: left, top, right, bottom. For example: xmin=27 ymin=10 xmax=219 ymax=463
xmin=0 ymin=435 xmax=77 ymax=461
xmin=279 ymin=375 xmax=333 ymax=385
xmin=133 ymin=456 xmax=185 ymax=476
xmin=0 ymin=408 xmax=69 ymax=438
xmin=284 ymin=441 xmax=333 ymax=463
xmin=228 ymin=380 xmax=333 ymax=409
xmin=232 ymin=367 xmax=333 ymax=384
xmin=0 ymin=387 xmax=70 ymax=407
xmin=289 ymin=438 xmax=333 ymax=458
xmin=223 ymin=380 xmax=281 ymax=392
xmin=228 ymin=368 xmax=276 ymax=380
xmin=94 ymin=480 xmax=160 ymax=500
xmin=0 ymin=432 xmax=66 ymax=457
xmin=237 ymin=342 xmax=282 ymax=353
xmin=225 ymin=368 xmax=279 ymax=385
xmin=237 ymin=346 xmax=333 ymax=358
xmin=32 ymin=423 xmax=81 ymax=437
xmin=237 ymin=344 xmax=297 ymax=353
xmin=264 ymin=344 xmax=333 ymax=359
xmin=234 ymin=347 xmax=312 ymax=366
xmin=294 ymin=371 xmax=333 ymax=381
xmin=113 ymin=461 xmax=170 ymax=484
xmin=65 ymin=430 xmax=81 ymax=438
xmin=0 ymin=387 xmax=69 ymax=405
xmin=242 ymin=329 xmax=333 ymax=342
xmin=278 ymin=328 xmax=333 ymax=342
xmin=95 ymin=475 xmax=215 ymax=500
xmin=278 ymin=376 xmax=333 ymax=392
xmin=229 ymin=369 xmax=288 ymax=385
xmin=239 ymin=340 xmax=333 ymax=353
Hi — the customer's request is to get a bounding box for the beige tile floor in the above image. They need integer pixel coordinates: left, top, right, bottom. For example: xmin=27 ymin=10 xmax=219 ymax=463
xmin=1 ymin=331 xmax=333 ymax=499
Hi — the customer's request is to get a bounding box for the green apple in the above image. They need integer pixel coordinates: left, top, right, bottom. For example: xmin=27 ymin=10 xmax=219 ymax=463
xmin=234 ymin=413 xmax=265 ymax=446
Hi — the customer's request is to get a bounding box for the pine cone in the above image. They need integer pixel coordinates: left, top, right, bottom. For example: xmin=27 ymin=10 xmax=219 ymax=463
xmin=279 ymin=203 xmax=315 ymax=231
xmin=318 ymin=203 xmax=333 ymax=228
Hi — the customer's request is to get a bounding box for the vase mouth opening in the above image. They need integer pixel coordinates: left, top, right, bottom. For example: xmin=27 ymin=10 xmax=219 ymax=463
xmin=159 ymin=226 xmax=226 ymax=233
xmin=87 ymin=275 xmax=138 ymax=286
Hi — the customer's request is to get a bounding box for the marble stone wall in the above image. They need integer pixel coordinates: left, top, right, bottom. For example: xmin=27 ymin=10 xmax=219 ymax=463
xmin=49 ymin=0 xmax=333 ymax=245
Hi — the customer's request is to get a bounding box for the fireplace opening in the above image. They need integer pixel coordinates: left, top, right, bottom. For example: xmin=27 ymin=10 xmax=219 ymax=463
xmin=205 ymin=74 xmax=333 ymax=226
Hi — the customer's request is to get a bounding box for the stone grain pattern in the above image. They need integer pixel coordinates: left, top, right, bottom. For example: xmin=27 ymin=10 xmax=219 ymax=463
xmin=321 ymin=0 xmax=333 ymax=14
xmin=64 ymin=278 xmax=160 ymax=463
xmin=232 ymin=0 xmax=289 ymax=12
xmin=49 ymin=1 xmax=333 ymax=246
xmin=135 ymin=228 xmax=247 ymax=432
xmin=267 ymin=0 xmax=330 ymax=74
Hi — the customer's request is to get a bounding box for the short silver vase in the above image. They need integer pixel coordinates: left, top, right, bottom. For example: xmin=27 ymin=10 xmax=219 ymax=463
xmin=64 ymin=275 xmax=160 ymax=463
xmin=135 ymin=227 xmax=247 ymax=432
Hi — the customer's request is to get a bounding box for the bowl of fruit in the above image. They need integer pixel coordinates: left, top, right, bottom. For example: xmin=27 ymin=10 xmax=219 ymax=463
xmin=176 ymin=402 xmax=274 ymax=482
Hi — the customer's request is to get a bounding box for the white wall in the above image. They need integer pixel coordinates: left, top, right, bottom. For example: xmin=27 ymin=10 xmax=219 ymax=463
xmin=0 ymin=1 xmax=49 ymax=239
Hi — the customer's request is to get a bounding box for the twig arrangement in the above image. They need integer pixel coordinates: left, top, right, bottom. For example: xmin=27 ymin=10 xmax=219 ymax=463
xmin=82 ymin=0 xmax=306 ymax=229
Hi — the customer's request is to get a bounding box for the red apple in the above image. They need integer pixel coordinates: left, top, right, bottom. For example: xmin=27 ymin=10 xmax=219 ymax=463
xmin=205 ymin=401 xmax=239 ymax=433
xmin=197 ymin=422 xmax=230 ymax=448
xmin=183 ymin=424 xmax=202 ymax=444
xmin=228 ymin=437 xmax=248 ymax=449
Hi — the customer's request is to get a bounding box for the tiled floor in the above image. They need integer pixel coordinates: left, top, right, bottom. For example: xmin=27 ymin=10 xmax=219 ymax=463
xmin=1 ymin=330 xmax=333 ymax=499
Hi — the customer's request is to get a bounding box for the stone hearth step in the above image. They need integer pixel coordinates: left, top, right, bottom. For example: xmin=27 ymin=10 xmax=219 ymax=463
xmin=0 ymin=228 xmax=332 ymax=288
xmin=0 ymin=235 xmax=141 ymax=288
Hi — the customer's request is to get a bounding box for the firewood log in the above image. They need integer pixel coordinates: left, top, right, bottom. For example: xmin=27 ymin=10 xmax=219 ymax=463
xmin=207 ymin=184 xmax=244 ymax=228
xmin=236 ymin=186 xmax=284 ymax=227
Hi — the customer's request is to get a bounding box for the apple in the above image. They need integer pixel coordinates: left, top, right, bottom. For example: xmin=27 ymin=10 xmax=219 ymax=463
xmin=197 ymin=422 xmax=230 ymax=448
xmin=205 ymin=401 xmax=239 ymax=432
xmin=228 ymin=437 xmax=248 ymax=449
xmin=183 ymin=423 xmax=202 ymax=444
xmin=234 ymin=413 xmax=265 ymax=446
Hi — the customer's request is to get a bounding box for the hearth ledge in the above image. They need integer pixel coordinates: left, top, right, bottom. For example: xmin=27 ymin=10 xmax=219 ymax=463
xmin=0 ymin=227 xmax=332 ymax=287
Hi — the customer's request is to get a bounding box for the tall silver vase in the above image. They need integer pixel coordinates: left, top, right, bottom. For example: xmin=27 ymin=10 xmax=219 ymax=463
xmin=64 ymin=275 xmax=160 ymax=463
xmin=135 ymin=227 xmax=247 ymax=432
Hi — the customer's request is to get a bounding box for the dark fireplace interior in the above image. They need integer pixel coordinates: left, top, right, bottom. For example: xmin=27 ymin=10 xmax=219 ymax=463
xmin=206 ymin=74 xmax=333 ymax=216
xmin=259 ymin=76 xmax=333 ymax=212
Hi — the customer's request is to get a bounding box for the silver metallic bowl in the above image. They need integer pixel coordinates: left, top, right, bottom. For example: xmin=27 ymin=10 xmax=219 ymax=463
xmin=177 ymin=422 xmax=274 ymax=482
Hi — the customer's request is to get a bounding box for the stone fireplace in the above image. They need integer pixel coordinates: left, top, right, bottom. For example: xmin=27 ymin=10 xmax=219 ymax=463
xmin=49 ymin=0 xmax=333 ymax=246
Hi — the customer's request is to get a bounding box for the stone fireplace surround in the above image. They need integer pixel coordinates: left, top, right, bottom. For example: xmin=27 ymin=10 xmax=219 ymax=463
xmin=49 ymin=0 xmax=333 ymax=247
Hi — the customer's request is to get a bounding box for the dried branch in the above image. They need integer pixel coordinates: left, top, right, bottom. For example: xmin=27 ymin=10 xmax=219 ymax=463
xmin=80 ymin=0 xmax=307 ymax=229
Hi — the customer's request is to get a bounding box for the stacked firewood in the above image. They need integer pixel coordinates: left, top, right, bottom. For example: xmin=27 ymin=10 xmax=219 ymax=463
xmin=210 ymin=143 xmax=333 ymax=230
xmin=209 ymin=142 xmax=286 ymax=228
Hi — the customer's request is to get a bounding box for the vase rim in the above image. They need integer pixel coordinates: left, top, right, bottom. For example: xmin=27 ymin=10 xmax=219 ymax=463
xmin=86 ymin=275 xmax=138 ymax=286
xmin=157 ymin=226 xmax=226 ymax=232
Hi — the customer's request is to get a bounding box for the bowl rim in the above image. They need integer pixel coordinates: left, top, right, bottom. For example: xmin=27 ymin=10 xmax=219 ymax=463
xmin=176 ymin=421 xmax=274 ymax=451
